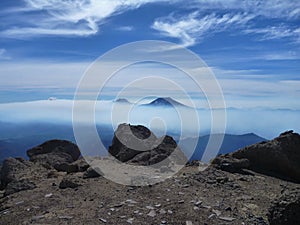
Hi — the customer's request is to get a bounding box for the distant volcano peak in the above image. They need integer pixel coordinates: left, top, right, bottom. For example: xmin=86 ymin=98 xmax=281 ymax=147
xmin=145 ymin=97 xmax=186 ymax=107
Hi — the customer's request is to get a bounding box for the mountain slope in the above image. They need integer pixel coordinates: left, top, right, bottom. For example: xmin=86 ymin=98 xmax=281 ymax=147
xmin=180 ymin=133 xmax=267 ymax=161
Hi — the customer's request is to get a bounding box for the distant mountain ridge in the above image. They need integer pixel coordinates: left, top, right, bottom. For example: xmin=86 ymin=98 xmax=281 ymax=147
xmin=0 ymin=120 xmax=267 ymax=163
xmin=180 ymin=133 xmax=267 ymax=161
xmin=113 ymin=98 xmax=131 ymax=104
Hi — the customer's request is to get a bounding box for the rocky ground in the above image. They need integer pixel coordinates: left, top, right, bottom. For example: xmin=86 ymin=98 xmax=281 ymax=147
xmin=0 ymin=125 xmax=299 ymax=225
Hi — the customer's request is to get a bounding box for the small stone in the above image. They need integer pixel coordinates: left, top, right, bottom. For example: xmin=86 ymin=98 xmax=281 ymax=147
xmin=99 ymin=218 xmax=107 ymax=223
xmin=193 ymin=206 xmax=199 ymax=210
xmin=45 ymin=193 xmax=53 ymax=198
xmin=58 ymin=215 xmax=73 ymax=220
xmin=212 ymin=209 xmax=222 ymax=217
xmin=146 ymin=205 xmax=154 ymax=210
xmin=208 ymin=214 xmax=216 ymax=219
xmin=126 ymin=199 xmax=137 ymax=204
xmin=167 ymin=210 xmax=173 ymax=214
xmin=15 ymin=201 xmax=24 ymax=205
xmin=161 ymin=220 xmax=167 ymax=224
xmin=178 ymin=200 xmax=185 ymax=203
xmin=155 ymin=203 xmax=161 ymax=207
xmin=159 ymin=209 xmax=166 ymax=214
xmin=114 ymin=202 xmax=125 ymax=208
xmin=225 ymin=206 xmax=232 ymax=211
xmin=186 ymin=221 xmax=193 ymax=225
xmin=219 ymin=216 xmax=236 ymax=222
xmin=178 ymin=192 xmax=184 ymax=195
xmin=194 ymin=201 xmax=202 ymax=206
xmin=120 ymin=215 xmax=127 ymax=218
xmin=127 ymin=218 xmax=134 ymax=224
xmin=32 ymin=215 xmax=45 ymax=221
xmin=134 ymin=210 xmax=139 ymax=214
xmin=147 ymin=210 xmax=156 ymax=217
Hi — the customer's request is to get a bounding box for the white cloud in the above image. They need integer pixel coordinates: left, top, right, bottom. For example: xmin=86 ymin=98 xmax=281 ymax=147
xmin=116 ymin=26 xmax=134 ymax=32
xmin=152 ymin=12 xmax=254 ymax=47
xmin=0 ymin=0 xmax=162 ymax=38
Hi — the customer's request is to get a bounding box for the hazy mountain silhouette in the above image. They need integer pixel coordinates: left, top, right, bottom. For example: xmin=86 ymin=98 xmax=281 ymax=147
xmin=142 ymin=97 xmax=188 ymax=107
xmin=180 ymin=133 xmax=267 ymax=161
xmin=113 ymin=98 xmax=131 ymax=104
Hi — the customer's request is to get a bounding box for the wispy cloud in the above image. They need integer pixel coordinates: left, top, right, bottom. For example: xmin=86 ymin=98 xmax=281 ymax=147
xmin=244 ymin=26 xmax=300 ymax=43
xmin=151 ymin=0 xmax=300 ymax=47
xmin=0 ymin=49 xmax=10 ymax=60
xmin=152 ymin=12 xmax=254 ymax=47
xmin=0 ymin=0 xmax=161 ymax=38
xmin=189 ymin=0 xmax=300 ymax=20
xmin=116 ymin=26 xmax=135 ymax=32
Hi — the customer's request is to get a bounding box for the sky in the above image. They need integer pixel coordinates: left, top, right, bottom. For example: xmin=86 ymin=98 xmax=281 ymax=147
xmin=0 ymin=0 xmax=299 ymax=138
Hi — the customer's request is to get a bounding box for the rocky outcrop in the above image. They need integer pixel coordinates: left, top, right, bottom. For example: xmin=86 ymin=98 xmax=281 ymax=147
xmin=59 ymin=174 xmax=85 ymax=189
xmin=4 ymin=179 xmax=36 ymax=196
xmin=108 ymin=123 xmax=186 ymax=166
xmin=55 ymin=158 xmax=90 ymax=173
xmin=212 ymin=131 xmax=300 ymax=183
xmin=268 ymin=188 xmax=300 ymax=225
xmin=211 ymin=157 xmax=250 ymax=174
xmin=0 ymin=157 xmax=33 ymax=189
xmin=27 ymin=140 xmax=81 ymax=168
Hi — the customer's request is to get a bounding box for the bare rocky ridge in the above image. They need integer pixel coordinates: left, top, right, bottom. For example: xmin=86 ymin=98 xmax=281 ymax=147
xmin=0 ymin=126 xmax=299 ymax=225
xmin=212 ymin=130 xmax=300 ymax=183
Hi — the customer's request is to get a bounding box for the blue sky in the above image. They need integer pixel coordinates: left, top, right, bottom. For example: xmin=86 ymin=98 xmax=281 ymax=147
xmin=0 ymin=0 xmax=299 ymax=110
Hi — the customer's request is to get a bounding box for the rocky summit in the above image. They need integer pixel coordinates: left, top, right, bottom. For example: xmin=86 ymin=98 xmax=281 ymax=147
xmin=109 ymin=123 xmax=186 ymax=166
xmin=0 ymin=126 xmax=299 ymax=225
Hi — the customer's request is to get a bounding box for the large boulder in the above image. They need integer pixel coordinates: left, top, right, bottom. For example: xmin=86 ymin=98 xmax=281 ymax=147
xmin=0 ymin=157 xmax=38 ymax=195
xmin=27 ymin=140 xmax=81 ymax=168
xmin=268 ymin=188 xmax=300 ymax=225
xmin=0 ymin=157 xmax=32 ymax=189
xmin=212 ymin=131 xmax=300 ymax=183
xmin=4 ymin=179 xmax=36 ymax=196
xmin=109 ymin=123 xmax=186 ymax=166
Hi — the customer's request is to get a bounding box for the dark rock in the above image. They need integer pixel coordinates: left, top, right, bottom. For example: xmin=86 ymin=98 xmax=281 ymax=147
xmin=59 ymin=175 xmax=83 ymax=189
xmin=55 ymin=158 xmax=90 ymax=173
xmin=109 ymin=123 xmax=186 ymax=165
xmin=109 ymin=124 xmax=157 ymax=162
xmin=55 ymin=163 xmax=78 ymax=173
xmin=83 ymin=167 xmax=103 ymax=179
xmin=211 ymin=156 xmax=250 ymax=173
xmin=212 ymin=131 xmax=300 ymax=182
xmin=268 ymin=188 xmax=300 ymax=225
xmin=27 ymin=140 xmax=81 ymax=168
xmin=0 ymin=157 xmax=32 ymax=189
xmin=186 ymin=160 xmax=201 ymax=167
xmin=4 ymin=179 xmax=36 ymax=196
